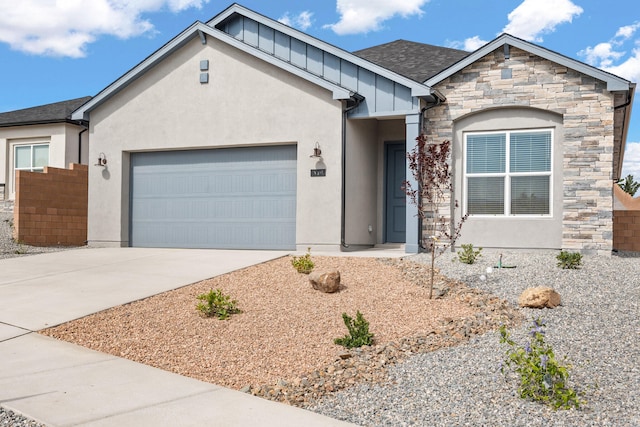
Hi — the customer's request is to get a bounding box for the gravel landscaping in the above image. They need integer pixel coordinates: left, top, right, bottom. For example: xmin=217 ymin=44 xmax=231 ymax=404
xmin=309 ymin=250 xmax=640 ymax=426
xmin=2 ymin=207 xmax=638 ymax=426
xmin=41 ymin=255 xmax=520 ymax=406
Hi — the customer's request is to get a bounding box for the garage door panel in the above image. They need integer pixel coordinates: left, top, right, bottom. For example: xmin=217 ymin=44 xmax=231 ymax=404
xmin=130 ymin=146 xmax=296 ymax=249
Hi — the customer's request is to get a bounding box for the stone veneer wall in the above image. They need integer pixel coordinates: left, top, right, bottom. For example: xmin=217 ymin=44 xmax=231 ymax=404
xmin=14 ymin=164 xmax=88 ymax=246
xmin=424 ymin=46 xmax=615 ymax=254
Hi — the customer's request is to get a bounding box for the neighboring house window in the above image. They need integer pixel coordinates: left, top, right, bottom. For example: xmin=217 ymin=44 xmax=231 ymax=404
xmin=464 ymin=129 xmax=552 ymax=216
xmin=13 ymin=143 xmax=49 ymax=192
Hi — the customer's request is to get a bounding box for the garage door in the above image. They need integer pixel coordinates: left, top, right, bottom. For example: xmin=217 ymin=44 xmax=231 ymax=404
xmin=130 ymin=145 xmax=296 ymax=249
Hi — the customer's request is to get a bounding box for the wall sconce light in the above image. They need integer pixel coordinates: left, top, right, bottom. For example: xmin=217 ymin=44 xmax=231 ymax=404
xmin=310 ymin=142 xmax=322 ymax=158
xmin=95 ymin=152 xmax=107 ymax=167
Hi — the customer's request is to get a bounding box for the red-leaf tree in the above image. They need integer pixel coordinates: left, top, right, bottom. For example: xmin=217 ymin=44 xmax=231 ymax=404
xmin=403 ymin=134 xmax=467 ymax=298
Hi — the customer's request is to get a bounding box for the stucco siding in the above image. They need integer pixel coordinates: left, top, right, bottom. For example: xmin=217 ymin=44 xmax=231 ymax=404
xmin=344 ymin=119 xmax=378 ymax=245
xmin=453 ymin=108 xmax=563 ymax=249
xmin=87 ymin=36 xmax=344 ymax=248
xmin=425 ymin=46 xmax=616 ymax=254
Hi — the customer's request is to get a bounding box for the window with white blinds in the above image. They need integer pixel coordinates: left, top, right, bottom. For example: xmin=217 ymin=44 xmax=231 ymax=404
xmin=464 ymin=129 xmax=552 ymax=216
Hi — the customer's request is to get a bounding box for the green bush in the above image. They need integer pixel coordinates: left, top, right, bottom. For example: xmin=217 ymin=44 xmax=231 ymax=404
xmin=334 ymin=311 xmax=374 ymax=349
xmin=500 ymin=318 xmax=582 ymax=409
xmin=291 ymin=247 xmax=314 ymax=274
xmin=456 ymin=243 xmax=482 ymax=264
xmin=556 ymin=251 xmax=582 ymax=269
xmin=196 ymin=288 xmax=240 ymax=320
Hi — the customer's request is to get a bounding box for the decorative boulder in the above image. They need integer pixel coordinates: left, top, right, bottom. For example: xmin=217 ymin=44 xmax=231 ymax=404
xmin=309 ymin=269 xmax=341 ymax=293
xmin=518 ymin=287 xmax=561 ymax=308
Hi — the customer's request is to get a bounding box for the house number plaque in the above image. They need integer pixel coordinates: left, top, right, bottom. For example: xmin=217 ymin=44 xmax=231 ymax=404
xmin=310 ymin=169 xmax=326 ymax=177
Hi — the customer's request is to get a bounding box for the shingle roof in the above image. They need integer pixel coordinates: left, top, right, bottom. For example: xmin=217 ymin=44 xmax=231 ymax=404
xmin=0 ymin=96 xmax=92 ymax=127
xmin=353 ymin=39 xmax=469 ymax=83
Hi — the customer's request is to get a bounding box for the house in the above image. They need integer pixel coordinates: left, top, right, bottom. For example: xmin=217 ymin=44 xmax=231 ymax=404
xmin=0 ymin=96 xmax=91 ymax=201
xmin=70 ymin=3 xmax=634 ymax=254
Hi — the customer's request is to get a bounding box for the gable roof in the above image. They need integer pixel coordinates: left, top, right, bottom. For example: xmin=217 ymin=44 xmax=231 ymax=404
xmin=0 ymin=96 xmax=91 ymax=128
xmin=353 ymin=40 xmax=469 ymax=83
xmin=426 ymin=33 xmax=632 ymax=91
xmin=73 ymin=4 xmax=436 ymax=121
xmin=208 ymin=4 xmax=434 ymax=98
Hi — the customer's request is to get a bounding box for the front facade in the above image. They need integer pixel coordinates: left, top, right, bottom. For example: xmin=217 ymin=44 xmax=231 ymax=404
xmin=70 ymin=4 xmax=634 ymax=254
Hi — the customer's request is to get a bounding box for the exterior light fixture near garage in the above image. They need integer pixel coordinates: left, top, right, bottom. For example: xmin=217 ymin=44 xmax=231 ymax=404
xmin=310 ymin=142 xmax=322 ymax=158
xmin=95 ymin=153 xmax=107 ymax=167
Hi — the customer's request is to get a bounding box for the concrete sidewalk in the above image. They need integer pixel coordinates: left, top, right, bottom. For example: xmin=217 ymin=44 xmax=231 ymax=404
xmin=0 ymin=248 xmax=356 ymax=426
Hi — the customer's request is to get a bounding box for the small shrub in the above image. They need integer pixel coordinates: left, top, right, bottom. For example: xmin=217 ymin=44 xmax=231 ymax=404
xmin=499 ymin=318 xmax=582 ymax=410
xmin=291 ymin=247 xmax=314 ymax=274
xmin=456 ymin=243 xmax=482 ymax=264
xmin=556 ymin=251 xmax=582 ymax=269
xmin=11 ymin=238 xmax=27 ymax=254
xmin=196 ymin=288 xmax=240 ymax=320
xmin=334 ymin=311 xmax=374 ymax=348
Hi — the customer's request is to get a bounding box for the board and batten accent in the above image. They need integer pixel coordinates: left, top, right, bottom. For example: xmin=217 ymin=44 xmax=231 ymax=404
xmin=130 ymin=145 xmax=296 ymax=249
xmin=214 ymin=14 xmax=418 ymax=118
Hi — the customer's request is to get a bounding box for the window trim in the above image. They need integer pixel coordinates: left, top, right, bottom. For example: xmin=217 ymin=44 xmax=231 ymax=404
xmin=463 ymin=128 xmax=553 ymax=218
xmin=9 ymin=141 xmax=50 ymax=197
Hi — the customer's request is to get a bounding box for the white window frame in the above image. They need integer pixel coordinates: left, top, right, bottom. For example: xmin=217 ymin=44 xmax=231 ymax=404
xmin=463 ymin=128 xmax=553 ymax=217
xmin=9 ymin=141 xmax=50 ymax=197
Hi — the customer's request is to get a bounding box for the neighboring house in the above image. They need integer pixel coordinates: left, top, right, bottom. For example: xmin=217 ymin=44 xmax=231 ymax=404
xmin=0 ymin=97 xmax=91 ymax=201
xmin=71 ymin=3 xmax=634 ymax=254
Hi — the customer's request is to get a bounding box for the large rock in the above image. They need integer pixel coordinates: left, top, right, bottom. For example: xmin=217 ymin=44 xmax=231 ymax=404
xmin=309 ymin=269 xmax=341 ymax=293
xmin=518 ymin=287 xmax=561 ymax=308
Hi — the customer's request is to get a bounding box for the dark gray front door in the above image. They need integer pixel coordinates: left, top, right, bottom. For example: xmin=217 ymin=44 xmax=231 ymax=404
xmin=385 ymin=142 xmax=406 ymax=243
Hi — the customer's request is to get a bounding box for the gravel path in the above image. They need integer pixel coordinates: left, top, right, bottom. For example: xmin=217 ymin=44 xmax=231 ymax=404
xmin=308 ymin=250 xmax=640 ymax=426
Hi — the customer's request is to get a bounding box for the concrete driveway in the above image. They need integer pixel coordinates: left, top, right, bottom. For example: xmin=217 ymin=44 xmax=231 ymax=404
xmin=0 ymin=248 xmax=356 ymax=427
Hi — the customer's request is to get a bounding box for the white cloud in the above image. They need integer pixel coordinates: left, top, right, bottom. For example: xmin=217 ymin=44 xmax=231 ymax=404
xmin=0 ymin=0 xmax=209 ymax=58
xmin=446 ymin=36 xmax=488 ymax=52
xmin=615 ymin=22 xmax=640 ymax=40
xmin=502 ymin=0 xmax=583 ymax=42
xmin=579 ymin=42 xmax=625 ymax=68
xmin=278 ymin=11 xmax=314 ymax=31
xmin=578 ymin=23 xmax=640 ymax=83
xmin=622 ymin=142 xmax=640 ymax=179
xmin=603 ymin=46 xmax=640 ymax=82
xmin=325 ymin=0 xmax=428 ymax=35
xmin=463 ymin=36 xmax=488 ymax=52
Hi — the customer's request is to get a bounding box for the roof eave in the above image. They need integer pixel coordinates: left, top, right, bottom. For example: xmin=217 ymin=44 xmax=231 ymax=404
xmin=73 ymin=5 xmax=437 ymax=121
xmin=0 ymin=119 xmax=86 ymax=129
xmin=208 ymin=4 xmax=432 ymax=97
xmin=616 ymin=83 xmax=636 ymax=179
xmin=425 ymin=33 xmax=632 ymax=92
xmin=71 ymin=21 xmax=209 ymax=121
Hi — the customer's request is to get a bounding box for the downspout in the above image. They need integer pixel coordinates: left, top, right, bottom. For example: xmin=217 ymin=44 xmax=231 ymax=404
xmin=77 ymin=124 xmax=88 ymax=164
xmin=613 ymin=86 xmax=635 ymax=180
xmin=417 ymin=94 xmax=442 ymax=250
xmin=341 ymin=93 xmax=365 ymax=249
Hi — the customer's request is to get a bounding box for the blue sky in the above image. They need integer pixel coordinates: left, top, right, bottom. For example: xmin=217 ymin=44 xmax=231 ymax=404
xmin=0 ymin=0 xmax=638 ymax=177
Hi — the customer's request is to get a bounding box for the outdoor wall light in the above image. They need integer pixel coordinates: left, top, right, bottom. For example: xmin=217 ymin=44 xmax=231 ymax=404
xmin=95 ymin=152 xmax=107 ymax=167
xmin=310 ymin=142 xmax=322 ymax=158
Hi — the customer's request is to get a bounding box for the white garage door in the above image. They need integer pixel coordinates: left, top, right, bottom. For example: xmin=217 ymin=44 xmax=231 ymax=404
xmin=130 ymin=146 xmax=296 ymax=249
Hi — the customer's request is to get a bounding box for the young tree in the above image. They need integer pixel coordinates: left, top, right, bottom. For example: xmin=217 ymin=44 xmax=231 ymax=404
xmin=403 ymin=134 xmax=467 ymax=298
xmin=617 ymin=174 xmax=640 ymax=197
